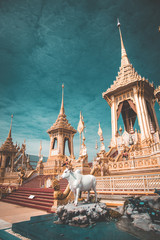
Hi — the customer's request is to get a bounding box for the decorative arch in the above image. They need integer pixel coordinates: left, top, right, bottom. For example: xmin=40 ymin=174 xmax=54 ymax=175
xmin=63 ymin=137 xmax=71 ymax=156
xmin=117 ymin=99 xmax=137 ymax=133
xmin=52 ymin=137 xmax=58 ymax=149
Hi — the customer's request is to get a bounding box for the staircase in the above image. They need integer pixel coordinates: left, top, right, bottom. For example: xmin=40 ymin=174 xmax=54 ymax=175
xmin=1 ymin=178 xmax=68 ymax=212
xmin=2 ymin=187 xmax=54 ymax=212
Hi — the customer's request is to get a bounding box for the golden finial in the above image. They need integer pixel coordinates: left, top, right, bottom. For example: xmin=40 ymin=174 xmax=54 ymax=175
xmin=117 ymin=18 xmax=120 ymax=28
xmin=117 ymin=19 xmax=130 ymax=65
xmin=95 ymin=140 xmax=98 ymax=150
xmin=98 ymin=122 xmax=103 ymax=137
xmin=8 ymin=114 xmax=13 ymax=138
xmin=39 ymin=140 xmax=42 ymax=158
xmin=77 ymin=111 xmax=84 ymax=134
xmin=60 ymin=84 xmax=65 ymax=115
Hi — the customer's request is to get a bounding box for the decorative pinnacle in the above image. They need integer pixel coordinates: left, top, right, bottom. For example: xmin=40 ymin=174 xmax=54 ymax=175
xmin=117 ymin=19 xmax=130 ymax=65
xmin=117 ymin=18 xmax=120 ymax=28
xmin=39 ymin=140 xmax=42 ymax=158
xmin=98 ymin=122 xmax=103 ymax=137
xmin=60 ymin=84 xmax=65 ymax=115
xmin=8 ymin=114 xmax=13 ymax=138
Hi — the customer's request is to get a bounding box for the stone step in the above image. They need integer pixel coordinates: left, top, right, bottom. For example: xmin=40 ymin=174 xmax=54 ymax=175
xmin=18 ymin=187 xmax=54 ymax=193
xmin=12 ymin=191 xmax=54 ymax=197
xmin=11 ymin=192 xmax=54 ymax=200
xmin=6 ymin=195 xmax=53 ymax=204
xmin=2 ymin=198 xmax=51 ymax=212
xmin=3 ymin=196 xmax=53 ymax=207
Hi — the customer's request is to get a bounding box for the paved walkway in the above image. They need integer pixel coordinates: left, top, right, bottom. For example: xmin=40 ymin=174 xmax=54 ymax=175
xmin=0 ymin=202 xmax=47 ymax=229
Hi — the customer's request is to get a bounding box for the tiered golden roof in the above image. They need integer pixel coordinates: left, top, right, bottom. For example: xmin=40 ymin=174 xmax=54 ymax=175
xmin=103 ymin=23 xmax=153 ymax=97
xmin=0 ymin=116 xmax=17 ymax=153
xmin=47 ymin=85 xmax=76 ymax=134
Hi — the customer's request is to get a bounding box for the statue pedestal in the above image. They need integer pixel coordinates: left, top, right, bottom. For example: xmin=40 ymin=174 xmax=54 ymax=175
xmin=55 ymin=202 xmax=121 ymax=227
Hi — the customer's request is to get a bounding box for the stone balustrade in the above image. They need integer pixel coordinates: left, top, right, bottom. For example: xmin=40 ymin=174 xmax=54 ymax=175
xmin=96 ymin=173 xmax=160 ymax=194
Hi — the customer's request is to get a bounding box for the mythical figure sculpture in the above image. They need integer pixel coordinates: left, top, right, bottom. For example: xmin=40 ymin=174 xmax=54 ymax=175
xmin=17 ymin=167 xmax=26 ymax=185
xmin=61 ymin=168 xmax=97 ymax=206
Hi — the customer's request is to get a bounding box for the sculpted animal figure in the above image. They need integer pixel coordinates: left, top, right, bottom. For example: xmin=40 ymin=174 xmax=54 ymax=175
xmin=61 ymin=168 xmax=97 ymax=206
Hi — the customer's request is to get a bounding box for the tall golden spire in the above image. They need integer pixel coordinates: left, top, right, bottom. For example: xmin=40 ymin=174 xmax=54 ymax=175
xmin=117 ymin=19 xmax=130 ymax=67
xmin=59 ymin=84 xmax=65 ymax=115
xmin=8 ymin=115 xmax=13 ymax=138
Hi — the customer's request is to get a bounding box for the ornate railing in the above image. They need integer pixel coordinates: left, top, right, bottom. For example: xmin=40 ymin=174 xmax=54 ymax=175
xmin=96 ymin=173 xmax=160 ymax=193
xmin=129 ymin=143 xmax=160 ymax=159
xmin=108 ymin=156 xmax=160 ymax=172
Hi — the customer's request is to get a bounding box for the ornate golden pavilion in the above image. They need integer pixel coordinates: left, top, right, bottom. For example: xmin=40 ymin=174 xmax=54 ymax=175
xmin=92 ymin=21 xmax=160 ymax=178
xmin=43 ymin=85 xmax=90 ymax=176
xmin=0 ymin=22 xmax=160 ymax=195
xmin=0 ymin=116 xmax=32 ymax=184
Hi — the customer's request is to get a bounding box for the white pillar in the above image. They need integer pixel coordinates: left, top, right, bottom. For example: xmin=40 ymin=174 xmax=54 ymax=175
xmin=151 ymin=102 xmax=160 ymax=132
xmin=111 ymin=96 xmax=117 ymax=146
xmin=141 ymin=97 xmax=151 ymax=138
xmin=139 ymin=95 xmax=150 ymax=139
xmin=70 ymin=135 xmax=74 ymax=158
xmin=133 ymin=87 xmax=146 ymax=141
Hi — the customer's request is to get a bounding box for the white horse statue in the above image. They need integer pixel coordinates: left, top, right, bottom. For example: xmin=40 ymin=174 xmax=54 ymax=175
xmin=61 ymin=168 xmax=97 ymax=206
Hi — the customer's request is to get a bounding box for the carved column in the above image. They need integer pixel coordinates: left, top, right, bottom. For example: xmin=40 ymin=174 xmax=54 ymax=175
xmin=70 ymin=135 xmax=74 ymax=158
xmin=58 ymin=133 xmax=63 ymax=155
xmin=141 ymin=97 xmax=152 ymax=138
xmin=133 ymin=87 xmax=146 ymax=141
xmin=0 ymin=154 xmax=6 ymax=177
xmin=11 ymin=154 xmax=14 ymax=172
xmin=139 ymin=95 xmax=150 ymax=139
xmin=111 ymin=96 xmax=117 ymax=146
xmin=151 ymin=101 xmax=160 ymax=133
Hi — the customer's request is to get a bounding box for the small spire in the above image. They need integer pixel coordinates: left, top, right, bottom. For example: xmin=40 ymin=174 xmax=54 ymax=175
xmin=98 ymin=122 xmax=103 ymax=137
xmin=82 ymin=131 xmax=85 ymax=142
xmin=60 ymin=84 xmax=65 ymax=115
xmin=117 ymin=19 xmax=130 ymax=66
xmin=77 ymin=111 xmax=84 ymax=134
xmin=8 ymin=115 xmax=13 ymax=138
xmin=95 ymin=140 xmax=98 ymax=150
xmin=39 ymin=140 xmax=42 ymax=158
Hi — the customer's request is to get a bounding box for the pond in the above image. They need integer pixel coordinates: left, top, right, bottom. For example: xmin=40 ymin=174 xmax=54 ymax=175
xmin=10 ymin=213 xmax=139 ymax=240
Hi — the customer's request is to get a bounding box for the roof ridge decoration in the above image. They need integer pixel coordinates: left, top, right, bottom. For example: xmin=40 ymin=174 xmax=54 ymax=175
xmin=47 ymin=85 xmax=76 ymax=134
xmin=103 ymin=20 xmax=153 ymax=97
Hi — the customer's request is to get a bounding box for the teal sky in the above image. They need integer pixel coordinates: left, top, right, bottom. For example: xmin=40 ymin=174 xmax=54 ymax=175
xmin=0 ymin=0 xmax=160 ymax=161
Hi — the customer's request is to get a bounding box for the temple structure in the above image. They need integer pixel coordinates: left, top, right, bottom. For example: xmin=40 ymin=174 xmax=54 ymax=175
xmin=0 ymin=116 xmax=32 ymax=184
xmin=1 ymin=23 xmax=160 ymax=210
xmin=92 ymin=21 xmax=160 ymax=176
xmin=43 ymin=85 xmax=77 ymax=175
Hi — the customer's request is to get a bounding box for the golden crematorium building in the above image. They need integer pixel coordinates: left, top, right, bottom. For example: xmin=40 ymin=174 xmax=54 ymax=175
xmin=43 ymin=85 xmax=90 ymax=176
xmin=0 ymin=23 xmax=160 ymax=199
xmin=0 ymin=116 xmax=32 ymax=184
xmin=92 ymin=21 xmax=160 ymax=192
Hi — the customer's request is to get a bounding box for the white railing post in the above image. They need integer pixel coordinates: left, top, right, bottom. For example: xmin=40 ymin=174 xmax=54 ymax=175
xmin=110 ymin=177 xmax=112 ymax=192
xmin=143 ymin=175 xmax=146 ymax=192
xmin=146 ymin=175 xmax=149 ymax=192
xmin=112 ymin=177 xmax=115 ymax=192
